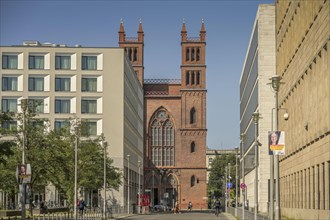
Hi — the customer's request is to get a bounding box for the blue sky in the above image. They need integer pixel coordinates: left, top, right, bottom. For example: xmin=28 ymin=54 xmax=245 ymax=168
xmin=0 ymin=0 xmax=273 ymax=149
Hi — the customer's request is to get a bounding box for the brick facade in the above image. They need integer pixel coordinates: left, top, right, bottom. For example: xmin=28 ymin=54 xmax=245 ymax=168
xmin=119 ymin=21 xmax=208 ymax=210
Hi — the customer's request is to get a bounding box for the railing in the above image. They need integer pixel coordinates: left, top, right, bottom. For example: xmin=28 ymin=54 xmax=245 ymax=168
xmin=144 ymin=79 xmax=181 ymax=84
xmin=227 ymin=206 xmax=269 ymax=220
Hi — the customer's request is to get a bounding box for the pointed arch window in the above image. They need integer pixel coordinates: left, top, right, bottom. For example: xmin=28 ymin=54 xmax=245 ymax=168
xmin=186 ymin=71 xmax=190 ymax=85
xmin=191 ymin=141 xmax=195 ymax=153
xmin=191 ymin=72 xmax=195 ymax=85
xmin=191 ymin=48 xmax=195 ymax=61
xmin=128 ymin=48 xmax=132 ymax=61
xmin=150 ymin=110 xmax=175 ymax=167
xmin=186 ymin=48 xmax=190 ymax=61
xmin=196 ymin=72 xmax=200 ymax=85
xmin=190 ymin=108 xmax=196 ymax=124
xmin=134 ymin=48 xmax=138 ymax=61
xmin=191 ymin=175 xmax=196 ymax=187
xmin=196 ymin=48 xmax=200 ymax=61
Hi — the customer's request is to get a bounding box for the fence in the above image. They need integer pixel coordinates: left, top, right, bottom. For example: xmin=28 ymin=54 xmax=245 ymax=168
xmin=227 ymin=206 xmax=269 ymax=220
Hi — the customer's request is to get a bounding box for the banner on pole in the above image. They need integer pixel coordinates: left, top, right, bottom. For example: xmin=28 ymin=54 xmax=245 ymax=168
xmin=268 ymin=131 xmax=285 ymax=155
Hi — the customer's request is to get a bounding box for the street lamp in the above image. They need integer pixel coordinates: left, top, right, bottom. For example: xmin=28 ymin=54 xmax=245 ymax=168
xmin=152 ymin=170 xmax=155 ymax=209
xmin=235 ymin=147 xmax=239 ymax=217
xmin=127 ymin=155 xmax=130 ymax=214
xmin=225 ymin=165 xmax=228 ymax=213
xmin=138 ymin=160 xmax=141 ymax=214
xmin=74 ymin=124 xmax=79 ymax=220
xmin=270 ymin=75 xmax=282 ymax=220
xmin=240 ymin=133 xmax=246 ymax=220
xmin=252 ymin=111 xmax=260 ymax=220
xmin=20 ymin=99 xmax=27 ymax=220
xmin=103 ymin=141 xmax=108 ymax=219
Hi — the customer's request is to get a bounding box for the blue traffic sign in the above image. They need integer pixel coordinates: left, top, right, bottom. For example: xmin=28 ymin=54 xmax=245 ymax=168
xmin=227 ymin=182 xmax=233 ymax=189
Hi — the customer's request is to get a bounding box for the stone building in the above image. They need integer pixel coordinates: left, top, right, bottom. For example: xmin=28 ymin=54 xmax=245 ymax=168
xmin=239 ymin=4 xmax=275 ymax=214
xmin=118 ymin=21 xmax=208 ymax=210
xmin=276 ymin=0 xmax=330 ymax=219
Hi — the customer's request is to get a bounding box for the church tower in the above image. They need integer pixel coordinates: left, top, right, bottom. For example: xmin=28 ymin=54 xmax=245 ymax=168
xmin=118 ymin=20 xmax=144 ymax=84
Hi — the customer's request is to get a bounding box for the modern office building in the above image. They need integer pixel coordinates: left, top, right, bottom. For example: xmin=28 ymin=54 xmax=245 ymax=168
xmin=0 ymin=42 xmax=144 ymax=209
xmin=276 ymin=0 xmax=330 ymax=219
xmin=239 ymin=4 xmax=275 ymax=214
xmin=118 ymin=21 xmax=208 ymax=210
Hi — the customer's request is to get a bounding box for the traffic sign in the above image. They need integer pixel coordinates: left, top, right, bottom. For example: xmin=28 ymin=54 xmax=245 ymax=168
xmin=240 ymin=183 xmax=246 ymax=189
xmin=227 ymin=182 xmax=233 ymax=189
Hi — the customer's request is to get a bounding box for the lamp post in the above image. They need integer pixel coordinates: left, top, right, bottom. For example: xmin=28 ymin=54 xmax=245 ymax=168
xmin=74 ymin=124 xmax=78 ymax=220
xmin=240 ymin=133 xmax=246 ymax=220
xmin=225 ymin=166 xmax=228 ymax=213
xmin=235 ymin=147 xmax=238 ymax=217
xmin=252 ymin=112 xmax=260 ymax=220
xmin=138 ymin=160 xmax=141 ymax=214
xmin=20 ymin=99 xmax=27 ymax=220
xmin=271 ymin=75 xmax=282 ymax=220
xmin=103 ymin=141 xmax=108 ymax=219
xmin=127 ymin=155 xmax=130 ymax=214
xmin=152 ymin=170 xmax=155 ymax=209
xmin=228 ymin=163 xmax=231 ymax=209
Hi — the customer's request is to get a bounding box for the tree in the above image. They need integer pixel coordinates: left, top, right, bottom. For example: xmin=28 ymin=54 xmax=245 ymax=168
xmin=207 ymin=153 xmax=239 ymax=203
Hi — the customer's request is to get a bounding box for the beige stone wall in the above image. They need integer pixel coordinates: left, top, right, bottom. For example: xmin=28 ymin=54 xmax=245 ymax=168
xmin=276 ymin=0 xmax=330 ymax=219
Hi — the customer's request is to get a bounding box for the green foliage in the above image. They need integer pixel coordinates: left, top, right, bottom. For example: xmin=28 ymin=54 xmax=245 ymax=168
xmin=0 ymin=102 xmax=122 ymax=208
xmin=207 ymin=153 xmax=239 ymax=200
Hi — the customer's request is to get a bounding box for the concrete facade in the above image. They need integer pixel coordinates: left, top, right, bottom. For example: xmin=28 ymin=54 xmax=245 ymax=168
xmin=239 ymin=4 xmax=275 ymax=214
xmin=276 ymin=0 xmax=330 ymax=219
xmin=0 ymin=43 xmax=144 ymax=209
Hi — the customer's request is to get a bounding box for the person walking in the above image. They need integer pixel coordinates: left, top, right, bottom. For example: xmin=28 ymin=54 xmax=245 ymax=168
xmin=214 ymin=199 xmax=221 ymax=216
xmin=79 ymin=197 xmax=86 ymax=216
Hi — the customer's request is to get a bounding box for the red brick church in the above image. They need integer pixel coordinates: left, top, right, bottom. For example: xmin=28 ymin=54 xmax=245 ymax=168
xmin=119 ymin=20 xmax=207 ymax=210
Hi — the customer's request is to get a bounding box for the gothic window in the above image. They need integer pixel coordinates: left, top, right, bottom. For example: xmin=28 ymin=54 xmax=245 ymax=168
xmin=191 ymin=72 xmax=195 ymax=85
xmin=191 ymin=141 xmax=195 ymax=153
xmin=196 ymin=48 xmax=200 ymax=61
xmin=186 ymin=71 xmax=190 ymax=85
xmin=191 ymin=175 xmax=196 ymax=187
xmin=190 ymin=108 xmax=196 ymax=124
xmin=134 ymin=48 xmax=138 ymax=61
xmin=150 ymin=110 xmax=175 ymax=167
xmin=196 ymin=72 xmax=200 ymax=85
xmin=186 ymin=48 xmax=190 ymax=61
xmin=128 ymin=48 xmax=132 ymax=61
xmin=191 ymin=48 xmax=195 ymax=61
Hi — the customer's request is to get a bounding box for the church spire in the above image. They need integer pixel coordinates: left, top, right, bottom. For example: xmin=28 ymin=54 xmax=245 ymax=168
xmin=200 ymin=19 xmax=206 ymax=42
xmin=138 ymin=19 xmax=144 ymax=42
xmin=181 ymin=19 xmax=187 ymax=42
xmin=119 ymin=19 xmax=125 ymax=42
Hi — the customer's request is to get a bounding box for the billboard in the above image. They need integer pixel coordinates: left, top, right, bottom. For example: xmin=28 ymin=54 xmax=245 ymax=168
xmin=268 ymin=131 xmax=285 ymax=155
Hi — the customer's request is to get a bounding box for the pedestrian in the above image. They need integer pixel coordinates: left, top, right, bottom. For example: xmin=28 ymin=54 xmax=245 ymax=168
xmin=79 ymin=197 xmax=86 ymax=215
xmin=188 ymin=201 xmax=192 ymax=211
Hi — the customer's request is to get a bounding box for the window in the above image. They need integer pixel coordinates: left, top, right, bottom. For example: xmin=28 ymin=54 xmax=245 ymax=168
xmin=81 ymin=100 xmax=97 ymax=114
xmin=186 ymin=72 xmax=190 ymax=85
xmin=54 ymin=120 xmax=69 ymax=133
xmin=1 ymin=98 xmax=17 ymax=113
xmin=191 ymin=141 xmax=195 ymax=153
xmin=2 ymin=55 xmax=18 ymax=69
xmin=150 ymin=110 xmax=175 ymax=166
xmin=191 ymin=72 xmax=195 ymax=85
xmin=82 ymin=78 xmax=97 ymax=92
xmin=28 ymin=77 xmax=44 ymax=91
xmin=2 ymin=77 xmax=17 ymax=91
xmin=190 ymin=108 xmax=196 ymax=124
xmin=55 ymin=56 xmax=71 ymax=70
xmin=196 ymin=48 xmax=200 ymax=61
xmin=191 ymin=48 xmax=195 ymax=61
xmin=55 ymin=78 xmax=71 ymax=91
xmin=29 ymin=55 xmax=44 ymax=69
xmin=186 ymin=48 xmax=190 ymax=61
xmin=2 ymin=120 xmax=17 ymax=130
xmin=55 ymin=99 xmax=70 ymax=113
xmin=82 ymin=56 xmax=97 ymax=70
xmin=191 ymin=176 xmax=196 ymax=187
xmin=28 ymin=99 xmax=44 ymax=113
xmin=81 ymin=121 xmax=97 ymax=136
xmin=196 ymin=72 xmax=200 ymax=85
xmin=133 ymin=48 xmax=138 ymax=61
